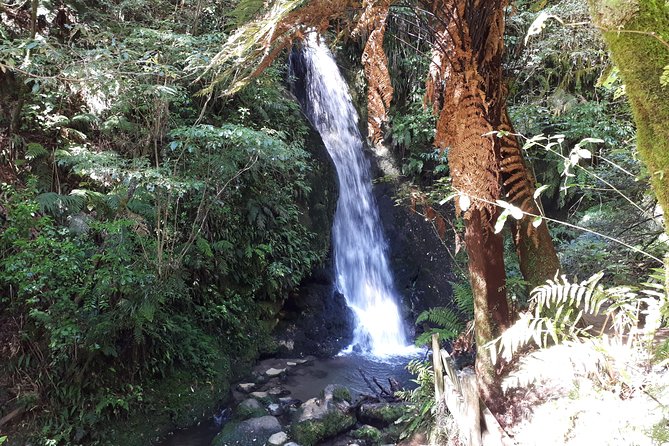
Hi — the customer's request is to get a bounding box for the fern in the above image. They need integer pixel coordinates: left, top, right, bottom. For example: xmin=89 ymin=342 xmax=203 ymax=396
xmin=488 ymin=271 xmax=667 ymax=365
xmin=452 ymin=282 xmax=474 ymax=316
xmin=25 ymin=142 xmax=49 ymax=160
xmin=532 ymin=272 xmax=606 ymax=316
xmin=415 ymin=307 xmax=464 ymax=346
xmin=36 ymin=192 xmax=86 ymax=216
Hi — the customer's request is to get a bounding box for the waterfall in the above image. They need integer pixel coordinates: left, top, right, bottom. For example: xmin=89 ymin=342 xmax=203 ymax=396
xmin=290 ymin=34 xmax=413 ymax=357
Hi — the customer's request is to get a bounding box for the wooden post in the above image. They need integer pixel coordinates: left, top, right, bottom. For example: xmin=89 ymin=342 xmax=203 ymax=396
xmin=432 ymin=333 xmax=444 ymax=401
xmin=461 ymin=368 xmax=482 ymax=446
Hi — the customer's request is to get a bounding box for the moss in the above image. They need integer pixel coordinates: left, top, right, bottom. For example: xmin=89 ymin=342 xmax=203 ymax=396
xmin=589 ymin=0 xmax=669 ymax=227
xmin=352 ymin=425 xmax=382 ymax=444
xmin=234 ymin=404 xmax=267 ymax=421
xmin=332 ymin=386 xmax=352 ymax=403
xmin=98 ymin=353 xmax=252 ymax=446
xmin=290 ymin=410 xmax=356 ymax=446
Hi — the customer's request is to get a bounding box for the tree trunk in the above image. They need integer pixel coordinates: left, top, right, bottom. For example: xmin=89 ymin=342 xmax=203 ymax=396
xmin=499 ymin=110 xmax=561 ymax=290
xmin=587 ymin=1 xmax=669 ymax=229
xmin=428 ymin=0 xmax=510 ymax=410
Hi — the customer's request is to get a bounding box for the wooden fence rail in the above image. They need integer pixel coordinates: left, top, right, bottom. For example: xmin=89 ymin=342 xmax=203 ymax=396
xmin=431 ymin=334 xmax=515 ymax=446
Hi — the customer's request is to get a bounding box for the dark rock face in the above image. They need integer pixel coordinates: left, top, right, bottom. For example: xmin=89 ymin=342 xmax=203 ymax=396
xmin=372 ymin=176 xmax=455 ymax=323
xmin=273 ymin=266 xmax=355 ymax=358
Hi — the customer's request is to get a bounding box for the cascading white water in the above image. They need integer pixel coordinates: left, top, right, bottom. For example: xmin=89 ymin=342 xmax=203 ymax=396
xmin=291 ymin=34 xmax=413 ymax=357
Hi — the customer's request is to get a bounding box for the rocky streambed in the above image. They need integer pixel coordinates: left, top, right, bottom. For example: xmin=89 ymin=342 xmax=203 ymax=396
xmin=159 ymin=354 xmax=421 ymax=446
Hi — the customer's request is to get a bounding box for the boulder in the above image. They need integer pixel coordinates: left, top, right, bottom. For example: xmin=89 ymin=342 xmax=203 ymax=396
xmin=235 ymin=398 xmax=266 ymax=420
xmin=268 ymin=403 xmax=283 ymax=416
xmin=212 ymin=415 xmax=282 ymax=446
xmin=266 ymin=367 xmax=286 ymax=377
xmin=237 ymin=383 xmax=255 ymax=393
xmin=290 ymin=385 xmax=356 ymax=446
xmin=352 ymin=425 xmax=382 ymax=443
xmin=268 ymin=431 xmax=289 ymax=446
xmin=356 ymin=402 xmax=409 ymax=428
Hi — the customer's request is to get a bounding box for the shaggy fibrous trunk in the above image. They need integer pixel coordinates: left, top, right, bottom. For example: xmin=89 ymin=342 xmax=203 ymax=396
xmin=499 ymin=111 xmax=561 ymax=290
xmin=427 ymin=0 xmax=510 ymax=410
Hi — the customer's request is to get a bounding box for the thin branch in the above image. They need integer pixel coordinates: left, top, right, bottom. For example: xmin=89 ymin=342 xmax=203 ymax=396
xmin=454 ymin=189 xmax=664 ymax=265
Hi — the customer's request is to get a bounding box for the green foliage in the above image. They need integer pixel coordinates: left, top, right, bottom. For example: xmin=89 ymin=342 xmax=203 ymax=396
xmin=415 ymin=307 xmax=464 ymax=346
xmin=415 ymin=282 xmax=473 ymax=346
xmin=395 ymin=360 xmax=438 ymax=441
xmin=488 ymin=270 xmax=666 ymax=365
xmin=0 ymin=2 xmax=327 ymax=443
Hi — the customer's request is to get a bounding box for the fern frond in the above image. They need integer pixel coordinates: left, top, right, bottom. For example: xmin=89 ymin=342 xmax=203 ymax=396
xmin=415 ymin=307 xmax=463 ymax=345
xmin=532 ymin=272 xmax=605 ymax=316
xmin=37 ymin=192 xmax=86 ymax=216
xmin=25 ymin=142 xmax=49 ymax=160
xmin=452 ymin=282 xmax=474 ymax=316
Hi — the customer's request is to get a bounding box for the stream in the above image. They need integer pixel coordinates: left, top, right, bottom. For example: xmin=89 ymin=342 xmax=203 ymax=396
xmin=156 ymin=353 xmax=421 ymax=446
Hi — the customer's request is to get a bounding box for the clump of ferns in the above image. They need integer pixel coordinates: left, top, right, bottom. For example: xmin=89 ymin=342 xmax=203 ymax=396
xmin=396 ymin=359 xmax=455 ymax=444
xmin=487 ymin=270 xmax=666 ymax=393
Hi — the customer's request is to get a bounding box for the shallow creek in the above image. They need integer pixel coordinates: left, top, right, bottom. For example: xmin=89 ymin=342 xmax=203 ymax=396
xmin=156 ymin=353 xmax=421 ymax=446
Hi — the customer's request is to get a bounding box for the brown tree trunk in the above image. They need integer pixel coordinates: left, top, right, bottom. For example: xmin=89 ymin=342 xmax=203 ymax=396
xmin=498 ymin=110 xmax=561 ymax=290
xmin=428 ymin=0 xmax=510 ymax=410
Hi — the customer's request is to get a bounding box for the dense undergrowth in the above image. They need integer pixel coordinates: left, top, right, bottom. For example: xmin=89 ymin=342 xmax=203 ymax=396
xmin=0 ymin=1 xmax=330 ymax=444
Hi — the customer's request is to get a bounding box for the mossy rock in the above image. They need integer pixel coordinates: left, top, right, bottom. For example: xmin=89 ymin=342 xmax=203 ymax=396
xmin=212 ymin=416 xmax=282 ymax=446
xmin=352 ymin=425 xmax=382 ymax=444
xmin=332 ymin=386 xmax=352 ymax=403
xmin=234 ymin=398 xmax=267 ymax=420
xmin=356 ymin=402 xmax=410 ymax=428
xmin=290 ymin=409 xmax=356 ymax=446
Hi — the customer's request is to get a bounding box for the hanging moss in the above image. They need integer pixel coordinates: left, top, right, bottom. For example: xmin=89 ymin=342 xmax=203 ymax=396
xmin=588 ymin=0 xmax=669 ymax=228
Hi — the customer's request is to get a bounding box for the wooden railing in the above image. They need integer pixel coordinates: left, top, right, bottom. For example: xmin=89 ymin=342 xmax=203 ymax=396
xmin=431 ymin=334 xmax=515 ymax=446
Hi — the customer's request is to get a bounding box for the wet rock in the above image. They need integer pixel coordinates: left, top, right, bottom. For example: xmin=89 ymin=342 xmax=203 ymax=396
xmin=268 ymin=431 xmax=289 ymax=446
xmin=268 ymin=387 xmax=288 ymax=396
xmin=250 ymin=391 xmax=268 ymax=399
xmin=372 ymin=174 xmax=455 ymax=318
xmin=211 ymin=416 xmax=282 ymax=446
xmin=273 ymin=270 xmax=355 ymax=358
xmin=279 ymin=397 xmax=302 ymax=407
xmin=266 ymin=367 xmax=286 ymax=377
xmin=352 ymin=425 xmax=382 ymax=443
xmin=237 ymin=383 xmax=255 ymax=393
xmin=357 ymin=402 xmax=409 ymax=428
xmin=235 ymin=398 xmax=266 ymax=420
xmin=268 ymin=403 xmax=283 ymax=416
xmin=290 ymin=385 xmax=356 ymax=446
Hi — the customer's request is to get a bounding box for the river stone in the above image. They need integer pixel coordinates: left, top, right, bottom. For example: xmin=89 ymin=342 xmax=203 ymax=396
xmin=290 ymin=385 xmax=355 ymax=446
xmin=268 ymin=387 xmax=286 ymax=396
xmin=268 ymin=431 xmax=289 ymax=445
xmin=266 ymin=367 xmax=286 ymax=377
xmin=235 ymin=398 xmax=266 ymax=420
xmin=286 ymin=361 xmax=297 ymax=366
xmin=268 ymin=403 xmax=283 ymax=416
xmin=212 ymin=416 xmax=282 ymax=446
xmin=237 ymin=383 xmax=255 ymax=393
xmin=250 ymin=391 xmax=268 ymax=399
